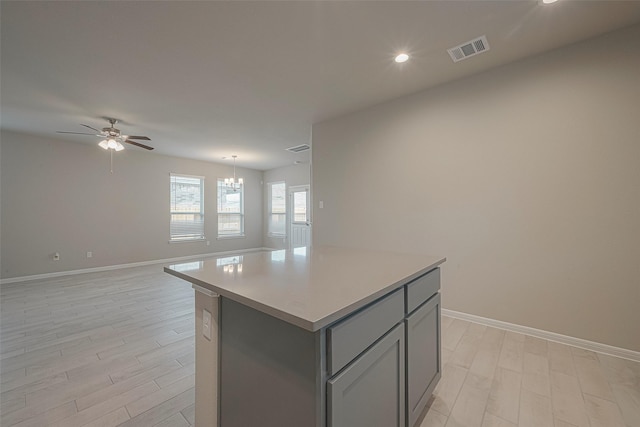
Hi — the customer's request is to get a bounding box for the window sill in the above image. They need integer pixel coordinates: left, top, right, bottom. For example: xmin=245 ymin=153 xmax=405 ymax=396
xmin=168 ymin=238 xmax=207 ymax=244
xmin=217 ymin=234 xmax=246 ymax=240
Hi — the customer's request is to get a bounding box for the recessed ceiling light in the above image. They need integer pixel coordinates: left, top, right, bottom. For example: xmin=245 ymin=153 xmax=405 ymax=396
xmin=542 ymin=0 xmax=559 ymax=4
xmin=395 ymin=53 xmax=409 ymax=63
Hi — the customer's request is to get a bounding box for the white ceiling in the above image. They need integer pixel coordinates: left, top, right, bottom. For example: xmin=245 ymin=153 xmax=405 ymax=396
xmin=2 ymin=1 xmax=640 ymax=170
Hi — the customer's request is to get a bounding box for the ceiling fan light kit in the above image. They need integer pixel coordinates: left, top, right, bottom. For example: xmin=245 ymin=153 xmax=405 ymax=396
xmin=98 ymin=138 xmax=125 ymax=151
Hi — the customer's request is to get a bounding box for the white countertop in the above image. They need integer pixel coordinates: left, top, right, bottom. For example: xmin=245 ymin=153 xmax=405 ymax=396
xmin=164 ymin=246 xmax=445 ymax=331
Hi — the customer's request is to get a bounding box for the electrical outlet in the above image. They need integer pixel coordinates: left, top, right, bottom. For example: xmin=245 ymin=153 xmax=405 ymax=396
xmin=86 ymin=251 xmax=92 ymax=258
xmin=53 ymin=252 xmax=60 ymax=261
xmin=202 ymin=309 xmax=212 ymax=341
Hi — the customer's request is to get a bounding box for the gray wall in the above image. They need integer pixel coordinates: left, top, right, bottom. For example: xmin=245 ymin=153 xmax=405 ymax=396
xmin=0 ymin=130 xmax=263 ymax=279
xmin=312 ymin=25 xmax=640 ymax=352
xmin=262 ymin=162 xmax=311 ymax=250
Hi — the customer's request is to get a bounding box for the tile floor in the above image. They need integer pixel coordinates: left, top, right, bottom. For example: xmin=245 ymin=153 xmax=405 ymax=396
xmin=1 ymin=264 xmax=639 ymax=426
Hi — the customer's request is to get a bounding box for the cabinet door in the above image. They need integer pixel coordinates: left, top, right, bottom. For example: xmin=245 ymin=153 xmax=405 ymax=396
xmin=406 ymin=293 xmax=441 ymax=427
xmin=327 ymin=323 xmax=405 ymax=427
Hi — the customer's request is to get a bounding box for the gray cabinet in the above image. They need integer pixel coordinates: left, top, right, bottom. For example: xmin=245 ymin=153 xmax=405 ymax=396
xmin=406 ymin=293 xmax=441 ymax=427
xmin=328 ymin=323 xmax=405 ymax=427
xmin=218 ymin=268 xmax=441 ymax=427
xmin=328 ymin=267 xmax=442 ymax=427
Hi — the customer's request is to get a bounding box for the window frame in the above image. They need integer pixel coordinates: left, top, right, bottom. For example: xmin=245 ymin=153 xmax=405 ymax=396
xmin=217 ymin=178 xmax=245 ymax=239
xmin=267 ymin=181 xmax=287 ymax=238
xmin=169 ymin=173 xmax=205 ymax=243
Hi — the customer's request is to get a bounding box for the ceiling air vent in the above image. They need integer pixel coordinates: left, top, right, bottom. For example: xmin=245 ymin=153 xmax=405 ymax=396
xmin=286 ymin=144 xmax=310 ymax=153
xmin=447 ymin=35 xmax=490 ymax=63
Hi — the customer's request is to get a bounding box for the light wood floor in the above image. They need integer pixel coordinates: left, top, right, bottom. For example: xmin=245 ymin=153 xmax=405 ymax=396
xmin=1 ymin=265 xmax=639 ymax=427
xmin=420 ymin=317 xmax=640 ymax=427
xmin=1 ymin=266 xmax=195 ymax=427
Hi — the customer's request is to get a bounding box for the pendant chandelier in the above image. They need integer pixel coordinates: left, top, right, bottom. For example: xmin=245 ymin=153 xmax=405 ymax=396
xmin=225 ymin=155 xmax=243 ymax=191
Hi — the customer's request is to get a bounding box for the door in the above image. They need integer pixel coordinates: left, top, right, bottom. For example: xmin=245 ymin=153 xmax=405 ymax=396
xmin=406 ymin=293 xmax=441 ymax=427
xmin=289 ymin=185 xmax=311 ymax=249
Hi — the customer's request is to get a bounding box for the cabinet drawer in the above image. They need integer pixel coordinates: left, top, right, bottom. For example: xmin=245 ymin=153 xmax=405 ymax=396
xmin=328 ymin=288 xmax=404 ymax=375
xmin=406 ymin=268 xmax=440 ymax=315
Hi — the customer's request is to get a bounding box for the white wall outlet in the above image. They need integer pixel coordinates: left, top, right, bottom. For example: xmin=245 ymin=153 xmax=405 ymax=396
xmin=319 ymin=201 xmax=324 ymax=209
xmin=86 ymin=251 xmax=92 ymax=258
xmin=206 ymin=241 xmax=210 ymax=246
xmin=202 ymin=309 xmax=212 ymax=341
xmin=53 ymin=252 xmax=60 ymax=261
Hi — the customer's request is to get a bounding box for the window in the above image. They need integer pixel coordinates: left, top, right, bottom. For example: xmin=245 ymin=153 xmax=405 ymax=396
xmin=268 ymin=182 xmax=286 ymax=237
xmin=170 ymin=174 xmax=205 ymax=241
xmin=293 ymin=188 xmax=309 ymax=223
xmin=217 ymin=179 xmax=244 ymax=237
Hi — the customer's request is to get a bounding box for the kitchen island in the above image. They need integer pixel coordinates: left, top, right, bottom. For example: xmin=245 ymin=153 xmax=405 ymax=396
xmin=165 ymin=246 xmax=445 ymax=427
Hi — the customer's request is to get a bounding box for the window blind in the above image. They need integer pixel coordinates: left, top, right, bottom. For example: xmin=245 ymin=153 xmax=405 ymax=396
xmin=217 ymin=179 xmax=244 ymax=236
xmin=268 ymin=182 xmax=286 ymax=236
xmin=170 ymin=174 xmax=205 ymax=241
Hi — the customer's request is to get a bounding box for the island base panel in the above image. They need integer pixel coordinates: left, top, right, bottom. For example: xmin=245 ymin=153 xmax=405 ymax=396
xmin=219 ymin=297 xmax=324 ymax=427
xmin=194 ymin=289 xmax=219 ymax=427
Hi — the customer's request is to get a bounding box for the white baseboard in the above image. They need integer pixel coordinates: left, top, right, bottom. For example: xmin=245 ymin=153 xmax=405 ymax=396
xmin=442 ymin=309 xmax=640 ymax=363
xmin=0 ymin=247 xmax=272 ymax=285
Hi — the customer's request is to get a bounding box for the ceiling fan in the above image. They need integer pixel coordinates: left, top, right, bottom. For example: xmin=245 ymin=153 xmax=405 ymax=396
xmin=57 ymin=118 xmax=153 ymax=151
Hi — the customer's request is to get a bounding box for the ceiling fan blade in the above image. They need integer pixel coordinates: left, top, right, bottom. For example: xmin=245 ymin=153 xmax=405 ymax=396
xmin=57 ymin=131 xmax=99 ymax=136
xmin=124 ymin=139 xmax=154 ymax=150
xmin=126 ymin=135 xmax=151 ymax=141
xmin=80 ymin=124 xmax=101 ymax=132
